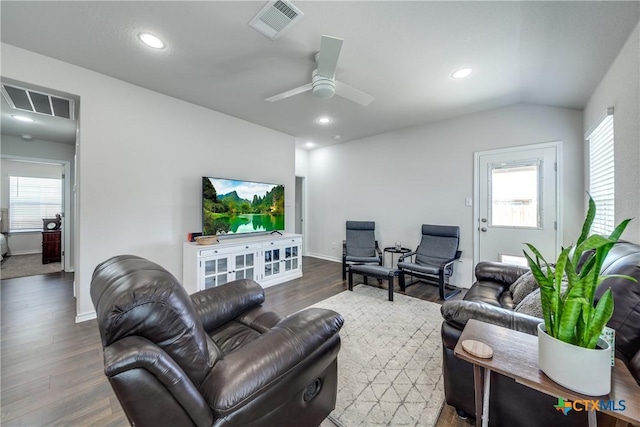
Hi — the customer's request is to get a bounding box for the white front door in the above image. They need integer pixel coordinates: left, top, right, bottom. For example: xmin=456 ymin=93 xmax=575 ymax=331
xmin=475 ymin=142 xmax=561 ymax=266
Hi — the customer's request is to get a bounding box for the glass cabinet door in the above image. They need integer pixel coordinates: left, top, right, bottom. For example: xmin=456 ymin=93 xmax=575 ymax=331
xmin=234 ymin=252 xmax=255 ymax=280
xmin=264 ymin=249 xmax=280 ymax=277
xmin=284 ymin=245 xmax=299 ymax=272
xmin=203 ymin=257 xmax=228 ymax=289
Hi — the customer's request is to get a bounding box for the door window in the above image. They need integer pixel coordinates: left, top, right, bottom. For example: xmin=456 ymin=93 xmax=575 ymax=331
xmin=489 ymin=161 xmax=541 ymax=228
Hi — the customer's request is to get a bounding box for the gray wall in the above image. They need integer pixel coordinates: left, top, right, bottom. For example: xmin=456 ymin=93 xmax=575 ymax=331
xmin=305 ymin=103 xmax=585 ymax=284
xmin=584 ymin=22 xmax=639 ymax=244
xmin=2 ymin=43 xmax=296 ymax=320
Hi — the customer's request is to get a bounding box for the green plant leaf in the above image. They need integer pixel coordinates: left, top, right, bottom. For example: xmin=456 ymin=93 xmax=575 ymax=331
xmin=575 ymin=234 xmax=613 ymax=255
xmin=585 ymin=289 xmax=614 ymax=349
xmin=573 ymin=195 xmax=596 ymax=265
xmin=523 ymin=247 xmax=556 ymax=334
xmin=557 ymin=295 xmax=582 ymax=345
xmin=609 ymin=218 xmax=632 ymax=242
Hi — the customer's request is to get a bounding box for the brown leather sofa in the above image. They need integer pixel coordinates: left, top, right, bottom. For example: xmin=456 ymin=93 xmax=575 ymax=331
xmin=91 ymin=255 xmax=344 ymax=427
xmin=440 ymin=242 xmax=640 ymax=427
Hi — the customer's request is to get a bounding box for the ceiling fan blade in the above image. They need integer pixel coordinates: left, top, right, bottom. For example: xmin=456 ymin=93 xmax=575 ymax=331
xmin=335 ymin=81 xmax=375 ymax=106
xmin=316 ymin=35 xmax=343 ymax=78
xmin=265 ymin=83 xmax=313 ymax=102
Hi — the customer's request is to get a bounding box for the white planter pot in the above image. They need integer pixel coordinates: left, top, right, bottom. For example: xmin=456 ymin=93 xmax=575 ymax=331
xmin=537 ymin=323 xmax=611 ymax=396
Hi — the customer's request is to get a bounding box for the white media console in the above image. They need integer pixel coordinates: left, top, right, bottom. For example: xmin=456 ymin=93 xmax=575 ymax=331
xmin=182 ymin=233 xmax=303 ymax=294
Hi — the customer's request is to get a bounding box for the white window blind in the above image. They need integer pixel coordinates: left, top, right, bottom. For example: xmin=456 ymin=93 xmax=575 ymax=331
xmin=9 ymin=176 xmax=62 ymax=232
xmin=587 ymin=112 xmax=614 ymax=236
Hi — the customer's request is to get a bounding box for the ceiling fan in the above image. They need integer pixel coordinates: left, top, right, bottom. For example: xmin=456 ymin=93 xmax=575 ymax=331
xmin=265 ymin=35 xmax=375 ymax=106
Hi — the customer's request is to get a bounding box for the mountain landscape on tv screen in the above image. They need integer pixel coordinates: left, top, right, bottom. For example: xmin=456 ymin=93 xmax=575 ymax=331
xmin=203 ymin=177 xmax=284 ymax=235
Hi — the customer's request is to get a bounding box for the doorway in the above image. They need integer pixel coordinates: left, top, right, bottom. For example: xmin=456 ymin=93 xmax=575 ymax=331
xmin=0 ymin=159 xmax=70 ymax=278
xmin=0 ymin=78 xmax=78 ymax=279
xmin=474 ymin=142 xmax=562 ymax=266
xmin=295 ymin=176 xmax=306 ymax=255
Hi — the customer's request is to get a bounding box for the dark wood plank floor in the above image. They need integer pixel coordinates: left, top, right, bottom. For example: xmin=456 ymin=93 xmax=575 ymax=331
xmin=1 ymin=257 xmax=469 ymax=426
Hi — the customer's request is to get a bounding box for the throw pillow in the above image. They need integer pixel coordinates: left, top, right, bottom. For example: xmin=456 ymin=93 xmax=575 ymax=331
xmin=509 ymin=271 xmax=540 ymax=306
xmin=514 ymin=288 xmax=543 ymax=318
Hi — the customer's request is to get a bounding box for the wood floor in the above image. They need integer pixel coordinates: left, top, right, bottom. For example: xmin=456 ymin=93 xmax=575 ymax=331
xmin=1 ymin=256 xmax=469 ymax=426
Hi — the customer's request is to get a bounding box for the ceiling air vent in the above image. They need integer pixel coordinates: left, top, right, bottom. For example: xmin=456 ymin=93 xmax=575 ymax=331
xmin=249 ymin=0 xmax=304 ymax=40
xmin=1 ymin=84 xmax=75 ymax=120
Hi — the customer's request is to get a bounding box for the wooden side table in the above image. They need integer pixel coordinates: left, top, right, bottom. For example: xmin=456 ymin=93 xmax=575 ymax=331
xmin=454 ymin=319 xmax=640 ymax=427
xmin=42 ymin=230 xmax=61 ymax=264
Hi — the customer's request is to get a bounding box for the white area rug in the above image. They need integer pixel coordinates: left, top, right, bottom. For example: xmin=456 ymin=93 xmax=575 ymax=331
xmin=311 ymin=285 xmax=445 ymax=427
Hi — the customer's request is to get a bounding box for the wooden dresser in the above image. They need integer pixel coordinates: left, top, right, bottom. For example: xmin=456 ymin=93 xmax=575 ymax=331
xmin=42 ymin=230 xmax=61 ymax=264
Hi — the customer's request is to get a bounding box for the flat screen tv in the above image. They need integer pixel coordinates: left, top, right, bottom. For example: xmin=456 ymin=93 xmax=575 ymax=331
xmin=202 ymin=176 xmax=285 ymax=236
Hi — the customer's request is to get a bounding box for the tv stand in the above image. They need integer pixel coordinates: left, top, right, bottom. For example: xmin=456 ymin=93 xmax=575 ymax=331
xmin=183 ymin=233 xmax=302 ymax=294
xmin=270 ymin=230 xmax=283 ymax=235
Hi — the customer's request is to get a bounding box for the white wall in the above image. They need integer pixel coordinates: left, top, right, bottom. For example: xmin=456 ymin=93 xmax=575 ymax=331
xmin=1 ymin=43 xmax=296 ymax=321
xmin=0 ymin=158 xmax=64 ymax=254
xmin=584 ymin=22 xmax=640 ymax=244
xmin=295 ymin=147 xmax=309 ymax=177
xmin=306 ymin=103 xmax=584 ymax=285
xmin=1 ymin=135 xmax=76 ymax=265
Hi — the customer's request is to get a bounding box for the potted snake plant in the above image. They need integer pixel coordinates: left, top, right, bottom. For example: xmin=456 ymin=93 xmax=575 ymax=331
xmin=523 ymin=196 xmax=634 ymax=395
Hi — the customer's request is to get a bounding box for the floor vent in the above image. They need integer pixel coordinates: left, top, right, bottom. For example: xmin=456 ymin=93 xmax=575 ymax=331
xmin=1 ymin=84 xmax=75 ymax=120
xmin=249 ymin=0 xmax=304 ymax=40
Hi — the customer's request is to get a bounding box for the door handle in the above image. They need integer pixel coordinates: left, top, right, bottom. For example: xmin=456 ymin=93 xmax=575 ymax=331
xmin=481 ymin=227 xmax=487 ymax=232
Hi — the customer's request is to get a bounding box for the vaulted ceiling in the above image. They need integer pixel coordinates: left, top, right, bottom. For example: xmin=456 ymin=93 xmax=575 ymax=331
xmin=1 ymin=1 xmax=639 ymax=149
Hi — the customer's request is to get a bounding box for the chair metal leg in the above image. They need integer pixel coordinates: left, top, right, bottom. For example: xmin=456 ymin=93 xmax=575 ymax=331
xmin=348 ymin=268 xmax=353 ymax=291
xmin=439 ymin=271 xmax=461 ymax=300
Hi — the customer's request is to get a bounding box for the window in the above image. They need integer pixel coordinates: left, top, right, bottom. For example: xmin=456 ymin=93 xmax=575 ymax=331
xmin=489 ymin=161 xmax=540 ymax=228
xmin=586 ymin=109 xmax=615 ymax=235
xmin=9 ymin=176 xmax=62 ymax=232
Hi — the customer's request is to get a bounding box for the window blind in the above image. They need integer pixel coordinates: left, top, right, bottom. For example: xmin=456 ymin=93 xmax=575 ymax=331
xmin=9 ymin=176 xmax=62 ymax=232
xmin=587 ymin=113 xmax=614 ymax=236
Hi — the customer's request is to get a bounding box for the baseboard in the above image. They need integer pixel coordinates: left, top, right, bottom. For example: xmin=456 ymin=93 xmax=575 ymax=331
xmin=9 ymin=249 xmax=41 ymax=256
xmin=75 ymin=311 xmax=97 ymax=323
xmin=306 ymin=253 xmax=341 ymax=263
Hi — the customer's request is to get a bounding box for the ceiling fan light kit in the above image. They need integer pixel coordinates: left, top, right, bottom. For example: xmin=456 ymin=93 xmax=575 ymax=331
xmin=311 ymin=70 xmax=335 ymax=99
xmin=265 ymin=34 xmax=375 ymax=106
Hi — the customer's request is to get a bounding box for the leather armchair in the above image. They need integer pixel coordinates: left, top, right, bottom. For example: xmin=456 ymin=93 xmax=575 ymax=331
xmin=91 ymin=255 xmax=344 ymax=427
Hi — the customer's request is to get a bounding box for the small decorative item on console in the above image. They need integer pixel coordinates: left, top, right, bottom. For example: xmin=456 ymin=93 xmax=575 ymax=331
xmin=194 ymin=235 xmax=219 ymax=245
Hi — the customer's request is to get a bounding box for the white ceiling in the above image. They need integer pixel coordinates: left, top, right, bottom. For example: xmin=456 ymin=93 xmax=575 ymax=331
xmin=1 ymin=1 xmax=638 ymax=149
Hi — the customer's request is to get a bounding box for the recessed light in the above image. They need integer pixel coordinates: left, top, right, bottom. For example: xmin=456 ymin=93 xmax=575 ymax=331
xmin=333 ymin=135 xmax=341 ymax=140
xmin=305 ymin=141 xmax=315 ymax=148
xmin=452 ymin=67 xmax=473 ymax=79
xmin=21 ymin=134 xmax=33 ymax=140
xmin=317 ymin=116 xmax=332 ymax=124
xmin=138 ymin=32 xmax=165 ymax=49
xmin=11 ymin=115 xmax=34 ymax=122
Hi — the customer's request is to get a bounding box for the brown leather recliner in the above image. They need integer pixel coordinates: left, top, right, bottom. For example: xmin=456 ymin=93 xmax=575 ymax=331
xmin=90 ymin=255 xmax=344 ymax=427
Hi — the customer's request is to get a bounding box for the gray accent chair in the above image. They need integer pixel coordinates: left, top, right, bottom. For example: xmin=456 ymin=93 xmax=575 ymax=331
xmin=342 ymin=221 xmax=383 ymax=280
xmin=397 ymin=224 xmax=462 ymax=300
